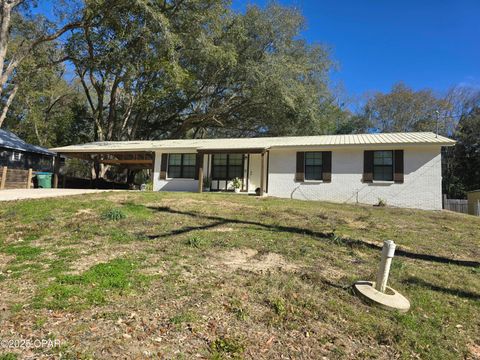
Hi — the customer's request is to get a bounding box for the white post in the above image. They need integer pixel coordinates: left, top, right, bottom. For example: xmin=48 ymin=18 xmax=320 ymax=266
xmin=375 ymin=240 xmax=396 ymax=293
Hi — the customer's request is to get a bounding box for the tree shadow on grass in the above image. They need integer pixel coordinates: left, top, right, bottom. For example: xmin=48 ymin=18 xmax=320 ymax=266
xmin=146 ymin=206 xmax=480 ymax=269
xmin=141 ymin=220 xmax=228 ymax=239
xmin=402 ymin=277 xmax=480 ymax=301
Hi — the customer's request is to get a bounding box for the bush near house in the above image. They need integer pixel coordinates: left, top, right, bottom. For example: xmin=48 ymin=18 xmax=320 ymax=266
xmin=0 ymin=192 xmax=478 ymax=359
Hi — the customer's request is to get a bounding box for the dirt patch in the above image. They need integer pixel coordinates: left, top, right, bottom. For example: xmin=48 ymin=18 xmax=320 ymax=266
xmin=152 ymin=198 xmax=256 ymax=212
xmin=0 ymin=254 xmax=14 ymax=272
xmin=216 ymin=248 xmax=298 ymax=273
xmin=317 ymin=264 xmax=347 ymax=281
xmin=211 ymin=200 xmax=256 ymax=210
xmin=67 ymin=249 xmax=130 ymax=274
xmin=156 ymin=198 xmax=207 ymax=207
xmin=210 ymin=226 xmax=235 ymax=232
xmin=75 ymin=208 xmax=95 ymax=216
xmin=0 ymin=278 xmax=37 ymax=320
xmin=137 ymin=256 xmax=166 ymax=276
xmin=469 ymin=343 xmax=480 ymax=359
xmin=343 ymin=218 xmax=369 ymax=230
xmin=5 ymin=231 xmax=24 ymax=243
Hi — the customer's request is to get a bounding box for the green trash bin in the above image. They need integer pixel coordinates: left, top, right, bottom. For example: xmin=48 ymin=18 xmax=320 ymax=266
xmin=36 ymin=172 xmax=53 ymax=188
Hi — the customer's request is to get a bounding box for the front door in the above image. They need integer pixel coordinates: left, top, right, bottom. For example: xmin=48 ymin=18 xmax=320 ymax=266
xmin=248 ymin=154 xmax=261 ymax=193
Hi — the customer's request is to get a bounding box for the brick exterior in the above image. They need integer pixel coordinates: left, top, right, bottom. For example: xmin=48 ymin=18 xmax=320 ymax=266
xmin=153 ymin=146 xmax=443 ymax=210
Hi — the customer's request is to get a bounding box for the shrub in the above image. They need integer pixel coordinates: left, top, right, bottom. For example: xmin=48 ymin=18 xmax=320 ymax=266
xmin=232 ymin=177 xmax=242 ymax=189
xmin=268 ymin=297 xmax=287 ymax=316
xmin=377 ymin=198 xmax=387 ymax=207
xmin=186 ymin=236 xmax=205 ymax=248
xmin=211 ymin=336 xmax=244 ymax=357
xmin=144 ymin=181 xmax=153 ymax=191
xmin=101 ymin=208 xmax=126 ymax=221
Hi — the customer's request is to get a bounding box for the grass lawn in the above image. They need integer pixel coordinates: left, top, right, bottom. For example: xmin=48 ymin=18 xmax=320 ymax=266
xmin=0 ymin=191 xmax=479 ymax=359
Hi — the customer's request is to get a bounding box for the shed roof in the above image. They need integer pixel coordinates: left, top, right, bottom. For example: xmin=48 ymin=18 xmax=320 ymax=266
xmin=0 ymin=129 xmax=56 ymax=156
xmin=50 ymin=132 xmax=455 ymax=153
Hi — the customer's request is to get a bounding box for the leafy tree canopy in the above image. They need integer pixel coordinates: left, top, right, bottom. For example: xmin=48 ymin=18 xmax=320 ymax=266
xmin=360 ymin=82 xmax=453 ymax=134
xmin=64 ymin=0 xmax=338 ymax=141
xmin=452 ymin=106 xmax=480 ymax=193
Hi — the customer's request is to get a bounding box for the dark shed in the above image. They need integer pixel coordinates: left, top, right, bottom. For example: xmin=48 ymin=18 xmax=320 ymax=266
xmin=0 ymin=129 xmax=55 ymax=172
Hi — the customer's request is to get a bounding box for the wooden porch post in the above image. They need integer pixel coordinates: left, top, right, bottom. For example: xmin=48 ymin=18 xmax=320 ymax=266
xmin=151 ymin=151 xmax=156 ymax=191
xmin=197 ymin=154 xmax=204 ymax=193
xmin=259 ymin=151 xmax=265 ymax=196
xmin=246 ymin=154 xmax=250 ymax=193
xmin=0 ymin=166 xmax=7 ymax=190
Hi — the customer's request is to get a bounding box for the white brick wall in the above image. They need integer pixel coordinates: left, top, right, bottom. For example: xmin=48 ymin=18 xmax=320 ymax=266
xmin=267 ymin=146 xmax=443 ymax=210
xmin=153 ymin=146 xmax=444 ymax=210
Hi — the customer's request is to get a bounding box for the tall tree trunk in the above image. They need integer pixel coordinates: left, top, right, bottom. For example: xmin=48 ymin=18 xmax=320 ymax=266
xmin=0 ymin=82 xmax=18 ymax=127
xmin=0 ymin=1 xmax=14 ymax=100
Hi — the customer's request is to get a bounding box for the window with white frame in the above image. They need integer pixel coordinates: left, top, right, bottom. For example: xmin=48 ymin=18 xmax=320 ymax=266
xmin=373 ymin=150 xmax=393 ymax=181
xmin=11 ymin=152 xmax=23 ymax=162
xmin=304 ymin=152 xmax=323 ymax=180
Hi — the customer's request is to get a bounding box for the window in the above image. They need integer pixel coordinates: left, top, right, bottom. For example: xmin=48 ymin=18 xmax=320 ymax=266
xmin=167 ymin=153 xmax=196 ymax=178
xmin=305 ymin=152 xmax=323 ymax=180
xmin=227 ymin=154 xmax=244 ymax=179
xmin=11 ymin=152 xmax=22 ymax=162
xmin=373 ymin=151 xmax=393 ymax=181
xmin=212 ymin=154 xmax=244 ymax=180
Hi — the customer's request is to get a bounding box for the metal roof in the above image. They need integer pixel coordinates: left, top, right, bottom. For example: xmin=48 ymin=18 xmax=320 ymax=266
xmin=50 ymin=132 xmax=455 ymax=153
xmin=0 ymin=129 xmax=56 ymax=156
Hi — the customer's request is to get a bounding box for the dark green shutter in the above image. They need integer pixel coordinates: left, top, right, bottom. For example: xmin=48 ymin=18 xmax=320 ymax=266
xmin=160 ymin=153 xmax=168 ymax=180
xmin=295 ymin=152 xmax=305 ymax=182
xmin=394 ymin=150 xmax=404 ymax=183
xmin=322 ymin=151 xmax=332 ymax=182
xmin=363 ymin=151 xmax=374 ymax=183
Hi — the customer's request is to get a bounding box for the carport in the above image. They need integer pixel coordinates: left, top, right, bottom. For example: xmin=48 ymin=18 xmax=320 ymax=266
xmin=50 ymin=142 xmax=156 ymax=188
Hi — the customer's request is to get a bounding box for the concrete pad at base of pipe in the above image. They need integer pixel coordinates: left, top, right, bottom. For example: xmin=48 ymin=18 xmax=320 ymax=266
xmin=354 ymin=281 xmax=410 ymax=313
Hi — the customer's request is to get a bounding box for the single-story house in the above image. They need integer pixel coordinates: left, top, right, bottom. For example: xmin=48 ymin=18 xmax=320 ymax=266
xmin=0 ymin=129 xmax=56 ymax=172
xmin=51 ymin=132 xmax=455 ymax=210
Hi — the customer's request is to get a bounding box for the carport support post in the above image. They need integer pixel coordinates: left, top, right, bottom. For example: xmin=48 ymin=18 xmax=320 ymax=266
xmin=375 ymin=240 xmax=396 ymax=293
xmin=1 ymin=166 xmax=7 ymax=189
xmin=259 ymin=151 xmax=265 ymax=196
xmin=197 ymin=155 xmax=203 ymax=193
xmin=53 ymin=155 xmax=61 ymax=188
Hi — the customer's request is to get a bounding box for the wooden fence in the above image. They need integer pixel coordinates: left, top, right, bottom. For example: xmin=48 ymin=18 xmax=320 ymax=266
xmin=0 ymin=167 xmax=33 ymax=190
xmin=474 ymin=201 xmax=480 ymax=216
xmin=443 ymin=195 xmax=469 ymax=214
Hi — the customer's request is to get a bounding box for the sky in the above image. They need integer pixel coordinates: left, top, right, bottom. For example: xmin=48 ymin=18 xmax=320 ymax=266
xmin=232 ymin=0 xmax=480 ymax=103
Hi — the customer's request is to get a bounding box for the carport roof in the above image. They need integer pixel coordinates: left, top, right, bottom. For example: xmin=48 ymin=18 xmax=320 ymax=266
xmin=50 ymin=132 xmax=455 ymax=153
